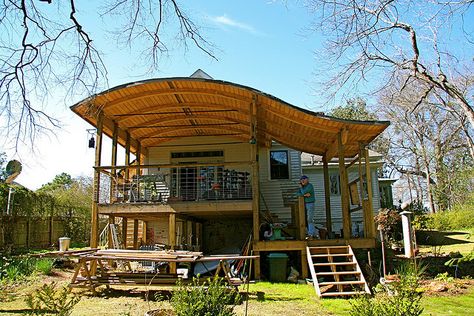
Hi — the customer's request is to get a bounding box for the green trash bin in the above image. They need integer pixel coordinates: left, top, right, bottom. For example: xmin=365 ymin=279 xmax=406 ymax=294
xmin=268 ymin=253 xmax=288 ymax=282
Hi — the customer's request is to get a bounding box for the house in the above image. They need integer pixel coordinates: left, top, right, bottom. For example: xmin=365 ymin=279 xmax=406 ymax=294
xmin=301 ymin=151 xmax=384 ymax=237
xmin=71 ymin=70 xmax=389 ymax=280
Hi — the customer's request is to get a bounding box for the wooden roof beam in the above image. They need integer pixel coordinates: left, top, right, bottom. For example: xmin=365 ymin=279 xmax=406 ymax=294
xmin=102 ymin=88 xmax=253 ymax=112
xmin=325 ymin=128 xmax=349 ymax=161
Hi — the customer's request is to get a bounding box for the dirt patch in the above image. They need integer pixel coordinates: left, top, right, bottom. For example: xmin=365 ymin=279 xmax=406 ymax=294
xmin=419 ymin=278 xmax=474 ymax=296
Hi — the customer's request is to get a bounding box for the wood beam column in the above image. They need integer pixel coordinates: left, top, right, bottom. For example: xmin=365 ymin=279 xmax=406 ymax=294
xmin=133 ymin=219 xmax=139 ymax=249
xmin=338 ymin=131 xmax=351 ymax=239
xmin=169 ymin=213 xmax=177 ymax=273
xmin=135 ymin=142 xmax=142 ymax=200
xmin=363 ymin=146 xmax=376 ymax=238
xmin=125 ymin=132 xmax=131 ymax=182
xmin=91 ymin=112 xmax=103 ymax=248
xmin=108 ymin=215 xmax=115 ymax=249
xmin=322 ymin=155 xmax=332 ymax=236
xmin=298 ymin=197 xmax=306 ymax=240
xmin=110 ymin=122 xmax=118 ymax=202
xmin=250 ymin=95 xmax=261 ymax=279
xmin=122 ymin=217 xmax=128 ymax=249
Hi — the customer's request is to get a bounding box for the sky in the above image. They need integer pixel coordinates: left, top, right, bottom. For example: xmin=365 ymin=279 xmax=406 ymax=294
xmin=4 ymin=1 xmax=325 ymax=190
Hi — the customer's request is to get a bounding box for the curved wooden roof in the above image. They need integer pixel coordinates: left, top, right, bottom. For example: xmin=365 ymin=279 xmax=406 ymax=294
xmin=71 ymin=77 xmax=389 ymax=157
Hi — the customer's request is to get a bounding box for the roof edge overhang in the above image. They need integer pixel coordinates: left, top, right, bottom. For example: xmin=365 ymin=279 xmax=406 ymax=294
xmin=71 ymin=77 xmax=390 ymax=157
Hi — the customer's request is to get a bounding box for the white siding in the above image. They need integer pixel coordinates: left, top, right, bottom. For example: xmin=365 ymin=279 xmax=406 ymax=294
xmin=258 ymin=144 xmax=301 ymax=223
xmin=305 ymin=165 xmax=381 ymax=236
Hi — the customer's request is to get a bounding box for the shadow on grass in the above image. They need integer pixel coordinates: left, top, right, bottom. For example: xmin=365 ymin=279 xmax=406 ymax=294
xmin=416 ymin=230 xmax=473 ymax=246
xmin=88 ymin=288 xmax=172 ymax=301
xmin=0 ymin=309 xmax=47 ymax=314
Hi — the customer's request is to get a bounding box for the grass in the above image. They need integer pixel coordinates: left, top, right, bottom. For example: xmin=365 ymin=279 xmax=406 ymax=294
xmin=417 ymin=228 xmax=474 ymax=256
xmin=1 ymin=273 xmax=474 ymax=315
xmin=422 ymin=286 xmax=474 ymax=316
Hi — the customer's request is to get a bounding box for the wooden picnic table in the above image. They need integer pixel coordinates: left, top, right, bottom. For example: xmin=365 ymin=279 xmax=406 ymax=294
xmin=60 ymin=249 xmax=258 ymax=294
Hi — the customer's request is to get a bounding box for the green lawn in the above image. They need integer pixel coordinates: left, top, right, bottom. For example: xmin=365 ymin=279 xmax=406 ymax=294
xmin=417 ymin=228 xmax=474 ymax=255
xmin=1 ymin=271 xmax=474 ymax=315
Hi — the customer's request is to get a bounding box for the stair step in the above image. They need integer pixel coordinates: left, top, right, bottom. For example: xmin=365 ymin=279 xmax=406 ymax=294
xmin=319 ymin=281 xmax=365 ymax=286
xmin=314 ymin=262 xmax=356 ymax=266
xmin=311 ymin=253 xmax=352 ymax=258
xmin=316 ymin=271 xmax=360 ymax=276
xmin=308 ymin=246 xmax=349 ymax=250
xmin=321 ymin=291 xmax=367 ymax=297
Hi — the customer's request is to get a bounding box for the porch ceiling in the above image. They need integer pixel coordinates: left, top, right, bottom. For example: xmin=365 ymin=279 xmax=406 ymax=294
xmin=71 ymin=77 xmax=389 ymax=157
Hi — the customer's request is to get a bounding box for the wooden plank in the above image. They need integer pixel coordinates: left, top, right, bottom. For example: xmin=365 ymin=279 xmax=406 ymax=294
xmin=251 ymin=96 xmax=260 ymax=243
xmin=91 ymin=112 xmax=103 ymax=249
xmin=110 ymin=122 xmax=118 ymax=202
xmin=253 ymin=240 xmax=306 ymax=251
xmin=298 ymin=197 xmax=306 ymax=240
xmin=169 ymin=213 xmax=177 ymax=274
xmin=301 ymin=249 xmax=308 ymax=279
xmin=338 ymin=132 xmax=351 ymax=239
xmin=133 ymin=219 xmax=139 ymax=249
xmin=122 ymin=217 xmax=128 ymax=249
xmin=364 ymin=147 xmax=376 ymax=239
xmin=322 ymin=155 xmax=332 ymax=235
xmin=108 ymin=215 xmax=115 ymax=249
xmin=95 ymin=161 xmax=254 ymax=171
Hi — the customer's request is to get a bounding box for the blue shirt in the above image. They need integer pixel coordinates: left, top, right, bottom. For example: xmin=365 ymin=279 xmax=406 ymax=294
xmin=297 ymin=183 xmax=315 ymax=203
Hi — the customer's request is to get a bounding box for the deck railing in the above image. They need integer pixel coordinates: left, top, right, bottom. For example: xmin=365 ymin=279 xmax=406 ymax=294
xmin=95 ymin=163 xmax=252 ymax=205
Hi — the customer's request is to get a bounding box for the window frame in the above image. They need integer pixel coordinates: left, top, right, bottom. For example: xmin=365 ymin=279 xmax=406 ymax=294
xmin=269 ymin=150 xmax=290 ymax=180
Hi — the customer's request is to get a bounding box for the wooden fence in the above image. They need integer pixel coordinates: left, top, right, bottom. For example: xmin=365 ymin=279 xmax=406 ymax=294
xmin=0 ymin=215 xmax=66 ymax=250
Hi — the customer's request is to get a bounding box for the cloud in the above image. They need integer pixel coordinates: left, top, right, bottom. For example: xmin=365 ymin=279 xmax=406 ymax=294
xmin=210 ymin=14 xmax=260 ymax=35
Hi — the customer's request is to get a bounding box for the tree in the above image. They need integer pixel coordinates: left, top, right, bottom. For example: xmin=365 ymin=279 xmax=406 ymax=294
xmin=304 ymin=0 xmax=474 ymax=131
xmin=37 ymin=172 xmax=93 ymax=242
xmin=378 ymin=76 xmax=473 ymax=212
xmin=329 ymin=97 xmax=377 ymax=121
xmin=1 ymin=0 xmax=215 ymax=149
xmin=329 ymin=98 xmax=390 ymax=161
xmin=0 ymin=152 xmax=8 ymax=182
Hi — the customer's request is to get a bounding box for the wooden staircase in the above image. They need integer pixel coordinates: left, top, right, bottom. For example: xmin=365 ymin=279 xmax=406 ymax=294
xmin=306 ymin=245 xmax=371 ymax=297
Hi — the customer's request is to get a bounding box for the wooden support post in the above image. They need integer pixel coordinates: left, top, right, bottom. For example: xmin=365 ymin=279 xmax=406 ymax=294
xmin=133 ymin=219 xmax=139 ymax=249
xmin=122 ymin=217 xmax=128 ymax=249
xmin=364 ymin=147 xmax=376 ymax=238
xmin=125 ymin=132 xmax=131 ymax=182
xmin=250 ymin=96 xmax=260 ymax=243
xmin=142 ymin=221 xmax=147 ymax=244
xmin=108 ymin=215 xmax=115 ymax=249
xmin=169 ymin=213 xmax=177 ymax=274
xmin=301 ymin=250 xmax=308 ymax=279
xmin=136 ymin=143 xmax=142 ymax=200
xmin=322 ymin=155 xmax=332 ymax=236
xmin=253 ymin=250 xmax=261 ymax=280
xmin=358 ymin=144 xmax=370 ymax=238
xmin=338 ymin=131 xmax=351 ymax=239
xmin=91 ymin=113 xmax=103 ymax=249
xmin=298 ymin=196 xmax=306 ymax=240
xmin=110 ymin=122 xmax=118 ymax=202
xmin=195 ymin=222 xmax=202 ymax=251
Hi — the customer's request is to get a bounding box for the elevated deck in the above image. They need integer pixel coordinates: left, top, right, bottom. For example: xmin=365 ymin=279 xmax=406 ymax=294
xmin=98 ymin=200 xmax=252 ymax=219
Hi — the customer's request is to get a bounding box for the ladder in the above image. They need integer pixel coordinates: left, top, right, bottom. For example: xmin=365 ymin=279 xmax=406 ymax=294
xmin=109 ymin=224 xmax=121 ymax=249
xmin=307 ymin=245 xmax=371 ymax=297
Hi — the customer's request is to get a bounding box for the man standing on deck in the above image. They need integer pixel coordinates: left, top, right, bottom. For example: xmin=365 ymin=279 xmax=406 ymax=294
xmin=297 ymin=175 xmax=318 ymax=239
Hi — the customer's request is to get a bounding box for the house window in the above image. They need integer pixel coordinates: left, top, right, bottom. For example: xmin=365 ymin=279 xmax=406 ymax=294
xmin=270 ymin=150 xmax=289 ymax=180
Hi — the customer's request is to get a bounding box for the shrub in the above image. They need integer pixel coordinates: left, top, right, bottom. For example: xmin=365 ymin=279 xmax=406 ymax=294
xmin=35 ymin=258 xmax=54 ymax=276
xmin=375 ymin=208 xmax=402 ymax=242
xmin=170 ymin=277 xmax=239 ymax=316
xmin=350 ymin=262 xmax=424 ymax=316
xmin=0 ymin=256 xmax=35 ymax=282
xmin=25 ymin=281 xmax=80 ymax=316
